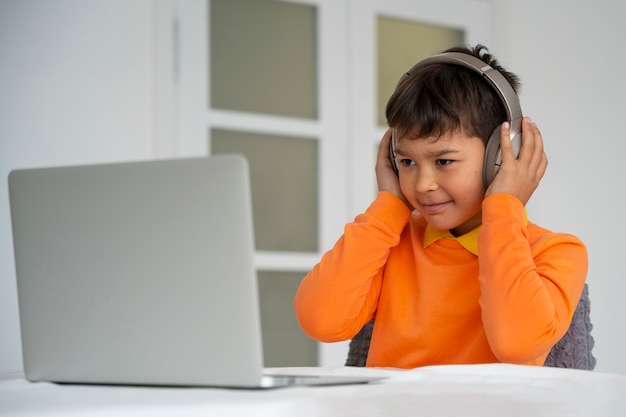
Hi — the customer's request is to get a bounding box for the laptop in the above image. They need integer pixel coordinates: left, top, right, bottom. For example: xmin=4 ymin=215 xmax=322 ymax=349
xmin=8 ymin=154 xmax=381 ymax=388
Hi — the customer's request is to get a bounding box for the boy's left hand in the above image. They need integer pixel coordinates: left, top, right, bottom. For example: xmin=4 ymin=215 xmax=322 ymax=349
xmin=485 ymin=117 xmax=548 ymax=206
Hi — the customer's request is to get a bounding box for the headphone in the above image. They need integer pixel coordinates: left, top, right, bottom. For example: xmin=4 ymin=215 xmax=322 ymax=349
xmin=389 ymin=51 xmax=523 ymax=188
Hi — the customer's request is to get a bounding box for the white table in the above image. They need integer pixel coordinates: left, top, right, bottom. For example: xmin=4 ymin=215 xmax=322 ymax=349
xmin=1 ymin=364 xmax=625 ymax=416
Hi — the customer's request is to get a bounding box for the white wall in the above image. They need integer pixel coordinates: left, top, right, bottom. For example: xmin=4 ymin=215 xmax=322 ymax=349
xmin=490 ymin=0 xmax=626 ymax=374
xmin=0 ymin=0 xmax=157 ymax=374
xmin=1 ymin=0 xmax=625 ymax=375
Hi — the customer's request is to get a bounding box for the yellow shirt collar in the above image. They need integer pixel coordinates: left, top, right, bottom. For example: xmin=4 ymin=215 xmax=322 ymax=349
xmin=423 ymin=224 xmax=481 ymax=255
xmin=423 ymin=209 xmax=528 ymax=256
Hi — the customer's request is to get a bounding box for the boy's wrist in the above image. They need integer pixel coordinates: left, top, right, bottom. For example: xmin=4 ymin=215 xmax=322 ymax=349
xmin=482 ymin=193 xmax=525 ymax=224
xmin=366 ymin=191 xmax=413 ymax=231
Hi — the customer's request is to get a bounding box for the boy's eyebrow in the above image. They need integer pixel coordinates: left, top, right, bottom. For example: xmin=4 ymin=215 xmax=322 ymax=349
xmin=395 ymin=146 xmax=461 ymax=158
xmin=426 ymin=149 xmax=460 ymax=158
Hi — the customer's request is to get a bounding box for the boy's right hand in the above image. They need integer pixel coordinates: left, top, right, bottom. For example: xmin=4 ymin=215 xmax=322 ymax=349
xmin=376 ymin=129 xmax=412 ymax=209
xmin=485 ymin=117 xmax=548 ymax=206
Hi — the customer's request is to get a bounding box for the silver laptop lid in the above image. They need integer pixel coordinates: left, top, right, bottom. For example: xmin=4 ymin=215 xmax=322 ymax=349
xmin=9 ymin=154 xmax=265 ymax=387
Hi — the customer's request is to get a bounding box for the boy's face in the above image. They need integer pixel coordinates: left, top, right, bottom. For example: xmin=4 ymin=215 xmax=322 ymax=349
xmin=394 ymin=129 xmax=486 ymax=236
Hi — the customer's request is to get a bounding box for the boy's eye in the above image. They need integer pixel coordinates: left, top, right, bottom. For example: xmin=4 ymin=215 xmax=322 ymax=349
xmin=436 ymin=159 xmax=453 ymax=166
xmin=400 ymin=159 xmax=415 ymax=167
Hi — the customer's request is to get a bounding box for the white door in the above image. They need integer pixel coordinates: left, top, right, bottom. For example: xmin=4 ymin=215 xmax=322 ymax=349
xmin=176 ymin=0 xmax=491 ymax=368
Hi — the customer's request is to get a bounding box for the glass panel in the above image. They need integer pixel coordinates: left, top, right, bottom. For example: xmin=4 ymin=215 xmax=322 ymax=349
xmin=210 ymin=0 xmax=317 ymax=119
xmin=377 ymin=17 xmax=464 ymax=126
xmin=258 ymin=271 xmax=317 ymax=367
xmin=211 ymin=129 xmax=318 ymax=252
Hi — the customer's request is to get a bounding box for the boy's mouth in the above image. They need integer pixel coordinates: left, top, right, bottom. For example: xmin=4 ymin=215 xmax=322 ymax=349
xmin=419 ymin=201 xmax=450 ymax=214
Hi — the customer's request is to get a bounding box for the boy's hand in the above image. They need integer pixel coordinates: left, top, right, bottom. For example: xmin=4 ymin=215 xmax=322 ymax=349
xmin=376 ymin=129 xmax=411 ymax=208
xmin=485 ymin=117 xmax=548 ymax=206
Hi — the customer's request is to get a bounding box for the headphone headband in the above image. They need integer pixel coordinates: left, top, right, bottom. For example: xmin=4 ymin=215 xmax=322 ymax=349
xmin=401 ymin=52 xmax=522 ymax=123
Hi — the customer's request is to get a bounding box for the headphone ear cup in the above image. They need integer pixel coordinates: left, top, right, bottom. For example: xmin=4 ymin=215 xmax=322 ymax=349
xmin=389 ymin=130 xmax=399 ymax=176
xmin=483 ymin=126 xmax=502 ymax=188
xmin=482 ymin=123 xmax=523 ymax=188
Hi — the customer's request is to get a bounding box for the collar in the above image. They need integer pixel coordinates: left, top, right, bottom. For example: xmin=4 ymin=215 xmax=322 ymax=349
xmin=423 ymin=209 xmax=528 ymax=256
xmin=423 ymin=224 xmax=481 ymax=255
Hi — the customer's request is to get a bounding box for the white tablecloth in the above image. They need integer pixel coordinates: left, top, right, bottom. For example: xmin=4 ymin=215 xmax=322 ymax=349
xmin=1 ymin=364 xmax=626 ymax=416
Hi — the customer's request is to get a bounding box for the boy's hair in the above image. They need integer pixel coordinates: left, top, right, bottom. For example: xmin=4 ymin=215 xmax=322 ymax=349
xmin=386 ymin=44 xmax=521 ymax=144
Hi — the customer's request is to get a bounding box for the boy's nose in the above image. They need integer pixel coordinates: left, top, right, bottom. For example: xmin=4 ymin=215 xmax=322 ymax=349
xmin=414 ymin=170 xmax=438 ymax=193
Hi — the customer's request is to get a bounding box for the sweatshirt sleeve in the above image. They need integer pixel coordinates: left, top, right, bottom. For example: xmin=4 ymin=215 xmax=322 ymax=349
xmin=294 ymin=192 xmax=412 ymax=342
xmin=477 ymin=194 xmax=588 ymax=363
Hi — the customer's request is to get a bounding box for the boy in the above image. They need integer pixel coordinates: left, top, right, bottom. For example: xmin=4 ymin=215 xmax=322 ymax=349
xmin=293 ymin=45 xmax=588 ymax=368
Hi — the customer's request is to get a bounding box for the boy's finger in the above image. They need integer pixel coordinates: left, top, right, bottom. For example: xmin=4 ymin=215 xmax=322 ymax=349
xmin=499 ymin=121 xmax=515 ymax=164
xmin=516 ymin=117 xmax=538 ymax=162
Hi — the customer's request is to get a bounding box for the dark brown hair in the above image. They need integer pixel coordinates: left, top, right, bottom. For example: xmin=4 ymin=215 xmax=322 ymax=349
xmin=385 ymin=44 xmax=521 ymax=144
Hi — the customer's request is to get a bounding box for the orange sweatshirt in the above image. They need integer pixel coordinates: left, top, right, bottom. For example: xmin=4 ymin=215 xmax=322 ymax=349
xmin=294 ymin=192 xmax=588 ymax=368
